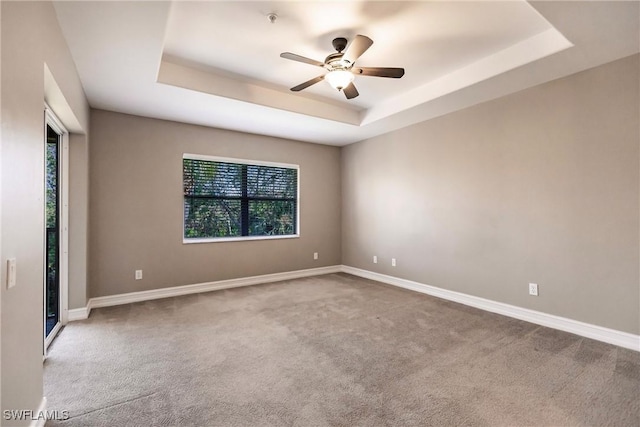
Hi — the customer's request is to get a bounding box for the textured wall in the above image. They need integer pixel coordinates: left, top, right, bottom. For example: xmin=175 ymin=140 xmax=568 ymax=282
xmin=89 ymin=110 xmax=341 ymax=298
xmin=342 ymin=54 xmax=639 ymax=334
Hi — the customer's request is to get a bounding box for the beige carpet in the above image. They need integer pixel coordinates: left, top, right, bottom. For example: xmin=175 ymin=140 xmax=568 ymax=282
xmin=45 ymin=273 xmax=639 ymax=426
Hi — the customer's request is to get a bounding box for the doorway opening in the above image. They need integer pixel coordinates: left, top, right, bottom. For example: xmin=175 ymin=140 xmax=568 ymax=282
xmin=44 ymin=107 xmax=69 ymax=351
xmin=45 ymin=123 xmax=60 ymax=338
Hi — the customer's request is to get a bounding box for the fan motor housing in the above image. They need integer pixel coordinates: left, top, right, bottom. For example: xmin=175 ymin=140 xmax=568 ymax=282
xmin=325 ymin=52 xmax=350 ymax=70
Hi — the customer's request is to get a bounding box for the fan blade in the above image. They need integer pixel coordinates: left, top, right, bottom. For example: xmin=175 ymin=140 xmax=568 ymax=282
xmin=343 ymin=35 xmax=373 ymax=64
xmin=353 ymin=67 xmax=405 ymax=78
xmin=343 ymin=82 xmax=359 ymax=99
xmin=280 ymin=52 xmax=325 ymax=68
xmin=290 ymin=75 xmax=325 ymax=92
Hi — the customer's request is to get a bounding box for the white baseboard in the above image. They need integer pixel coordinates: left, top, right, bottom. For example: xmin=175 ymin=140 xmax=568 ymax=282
xmin=341 ymin=265 xmax=640 ymax=352
xmin=69 ymin=265 xmax=342 ymax=319
xmin=29 ymin=397 xmax=47 ymax=427
xmin=65 ymin=263 xmax=638 ymax=352
xmin=68 ymin=306 xmax=91 ymax=322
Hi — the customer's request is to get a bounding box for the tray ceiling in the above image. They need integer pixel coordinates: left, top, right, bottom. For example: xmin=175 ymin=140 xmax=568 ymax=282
xmin=53 ymin=1 xmax=639 ymax=145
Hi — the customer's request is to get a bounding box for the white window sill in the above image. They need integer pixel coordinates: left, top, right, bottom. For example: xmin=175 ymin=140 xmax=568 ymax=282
xmin=183 ymin=234 xmax=300 ymax=244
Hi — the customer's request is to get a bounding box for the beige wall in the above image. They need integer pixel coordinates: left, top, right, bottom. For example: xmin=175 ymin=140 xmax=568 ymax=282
xmin=89 ymin=110 xmax=341 ymax=298
xmin=342 ymin=54 xmax=640 ymax=335
xmin=1 ymin=1 xmax=89 ymax=423
xmin=69 ymin=133 xmax=89 ymax=310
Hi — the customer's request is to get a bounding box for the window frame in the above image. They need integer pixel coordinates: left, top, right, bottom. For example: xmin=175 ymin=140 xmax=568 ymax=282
xmin=182 ymin=153 xmax=300 ymax=244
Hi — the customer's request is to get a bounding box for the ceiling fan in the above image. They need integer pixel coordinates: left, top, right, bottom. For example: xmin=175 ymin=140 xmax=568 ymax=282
xmin=280 ymin=35 xmax=405 ymax=100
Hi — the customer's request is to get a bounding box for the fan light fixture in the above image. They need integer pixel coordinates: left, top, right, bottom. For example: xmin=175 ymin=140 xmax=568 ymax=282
xmin=324 ymin=70 xmax=354 ymax=91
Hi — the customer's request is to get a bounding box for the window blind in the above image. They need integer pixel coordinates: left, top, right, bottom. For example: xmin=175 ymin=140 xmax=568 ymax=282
xmin=183 ymin=158 xmax=298 ymax=239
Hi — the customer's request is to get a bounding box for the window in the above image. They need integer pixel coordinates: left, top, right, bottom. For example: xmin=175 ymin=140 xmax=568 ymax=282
xmin=183 ymin=154 xmax=299 ymax=242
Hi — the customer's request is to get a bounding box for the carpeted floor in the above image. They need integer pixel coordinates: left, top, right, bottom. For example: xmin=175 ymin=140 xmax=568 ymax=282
xmin=44 ymin=273 xmax=639 ymax=426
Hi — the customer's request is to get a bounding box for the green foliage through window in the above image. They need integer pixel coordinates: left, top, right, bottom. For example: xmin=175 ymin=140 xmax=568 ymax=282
xmin=183 ymin=157 xmax=298 ymax=239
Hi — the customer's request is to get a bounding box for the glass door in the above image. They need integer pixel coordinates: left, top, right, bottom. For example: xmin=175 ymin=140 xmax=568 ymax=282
xmin=45 ymin=123 xmax=61 ymax=342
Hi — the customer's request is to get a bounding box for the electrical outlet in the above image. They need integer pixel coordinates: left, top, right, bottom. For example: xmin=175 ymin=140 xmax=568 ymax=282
xmin=135 ymin=270 xmax=143 ymax=280
xmin=391 ymin=258 xmax=396 ymax=267
xmin=529 ymin=283 xmax=538 ymax=296
xmin=313 ymin=252 xmax=318 ymax=260
xmin=373 ymin=255 xmax=377 ymax=264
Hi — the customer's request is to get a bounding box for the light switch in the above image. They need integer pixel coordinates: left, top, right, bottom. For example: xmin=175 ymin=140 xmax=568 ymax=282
xmin=7 ymin=258 xmax=16 ymax=289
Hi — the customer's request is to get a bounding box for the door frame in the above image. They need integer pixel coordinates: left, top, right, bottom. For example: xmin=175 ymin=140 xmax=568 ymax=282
xmin=44 ymin=105 xmax=69 ymax=352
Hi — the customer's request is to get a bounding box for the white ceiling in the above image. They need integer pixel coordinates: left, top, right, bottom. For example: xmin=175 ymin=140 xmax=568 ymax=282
xmin=53 ymin=1 xmax=639 ymax=146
